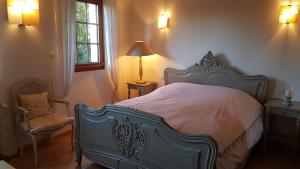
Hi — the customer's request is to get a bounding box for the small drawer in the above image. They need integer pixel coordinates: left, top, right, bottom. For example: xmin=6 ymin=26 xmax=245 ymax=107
xmin=270 ymin=108 xmax=298 ymax=118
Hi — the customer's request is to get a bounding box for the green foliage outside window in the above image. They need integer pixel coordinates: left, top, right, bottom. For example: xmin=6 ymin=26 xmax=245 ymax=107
xmin=76 ymin=2 xmax=86 ymax=22
xmin=76 ymin=1 xmax=98 ymax=64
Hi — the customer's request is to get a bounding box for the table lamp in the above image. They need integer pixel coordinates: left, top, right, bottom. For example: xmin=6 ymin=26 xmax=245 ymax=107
xmin=127 ymin=41 xmax=154 ymax=84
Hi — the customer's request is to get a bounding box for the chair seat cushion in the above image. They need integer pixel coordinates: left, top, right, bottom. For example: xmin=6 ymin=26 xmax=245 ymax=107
xmin=20 ymin=114 xmax=74 ymax=135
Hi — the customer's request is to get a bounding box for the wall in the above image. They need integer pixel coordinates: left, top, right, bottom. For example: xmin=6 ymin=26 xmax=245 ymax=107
xmin=0 ymin=0 xmax=131 ymax=147
xmin=1 ymin=0 xmax=299 ymax=149
xmin=0 ymin=0 xmax=54 ymax=102
xmin=0 ymin=0 xmax=134 ymax=109
xmin=119 ymin=0 xmax=300 ymax=101
xmin=116 ymin=0 xmax=136 ymax=99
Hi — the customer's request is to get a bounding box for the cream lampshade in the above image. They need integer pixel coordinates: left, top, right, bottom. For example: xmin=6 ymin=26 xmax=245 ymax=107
xmin=127 ymin=41 xmax=154 ymax=84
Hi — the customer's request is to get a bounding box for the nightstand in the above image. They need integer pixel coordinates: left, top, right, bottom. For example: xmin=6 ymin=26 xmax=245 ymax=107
xmin=127 ymin=81 xmax=157 ymax=99
xmin=264 ymin=99 xmax=300 ymax=155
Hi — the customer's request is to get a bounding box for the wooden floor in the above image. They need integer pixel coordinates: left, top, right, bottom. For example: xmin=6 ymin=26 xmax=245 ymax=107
xmin=7 ymin=134 xmax=106 ymax=169
xmin=244 ymin=142 xmax=300 ymax=169
xmin=5 ymin=134 xmax=300 ymax=169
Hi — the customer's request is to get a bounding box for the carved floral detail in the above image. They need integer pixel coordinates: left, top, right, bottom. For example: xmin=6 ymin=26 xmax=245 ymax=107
xmin=199 ymin=51 xmax=218 ymax=74
xmin=112 ymin=117 xmax=146 ymax=160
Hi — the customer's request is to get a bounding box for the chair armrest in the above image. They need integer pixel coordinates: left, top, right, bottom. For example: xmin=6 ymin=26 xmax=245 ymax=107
xmin=54 ymin=99 xmax=71 ymax=116
xmin=16 ymin=106 xmax=29 ymax=114
xmin=0 ymin=103 xmax=8 ymax=109
xmin=15 ymin=105 xmax=31 ymax=130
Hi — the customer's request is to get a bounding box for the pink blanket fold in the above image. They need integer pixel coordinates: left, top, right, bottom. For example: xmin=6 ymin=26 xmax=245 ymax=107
xmin=116 ymin=83 xmax=263 ymax=152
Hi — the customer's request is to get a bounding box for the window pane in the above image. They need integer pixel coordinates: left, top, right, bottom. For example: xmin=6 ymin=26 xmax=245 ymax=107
xmin=77 ymin=44 xmax=89 ymax=64
xmin=89 ymin=44 xmax=99 ymax=63
xmin=87 ymin=3 xmax=98 ymax=24
xmin=75 ymin=0 xmax=103 ymax=71
xmin=76 ymin=2 xmax=86 ymax=22
xmin=76 ymin=23 xmax=88 ymax=43
xmin=88 ymin=24 xmax=98 ymax=43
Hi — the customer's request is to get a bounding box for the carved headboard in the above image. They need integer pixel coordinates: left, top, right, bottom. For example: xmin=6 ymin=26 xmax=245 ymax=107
xmin=164 ymin=51 xmax=269 ymax=104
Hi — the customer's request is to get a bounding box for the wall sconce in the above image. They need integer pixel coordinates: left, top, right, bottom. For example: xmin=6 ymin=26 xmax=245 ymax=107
xmin=279 ymin=4 xmax=298 ymax=24
xmin=158 ymin=11 xmax=169 ymax=29
xmin=7 ymin=0 xmax=40 ymax=26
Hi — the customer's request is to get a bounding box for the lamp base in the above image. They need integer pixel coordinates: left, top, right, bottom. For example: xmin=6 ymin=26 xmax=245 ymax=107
xmin=135 ymin=80 xmax=148 ymax=84
xmin=282 ymin=97 xmax=293 ymax=106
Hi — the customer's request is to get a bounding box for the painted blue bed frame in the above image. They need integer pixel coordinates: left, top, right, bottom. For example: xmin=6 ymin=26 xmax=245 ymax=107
xmin=75 ymin=51 xmax=268 ymax=169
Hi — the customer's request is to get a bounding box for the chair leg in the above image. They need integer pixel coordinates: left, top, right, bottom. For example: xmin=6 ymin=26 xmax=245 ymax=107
xmin=20 ymin=144 xmax=24 ymax=155
xmin=31 ymin=135 xmax=38 ymax=167
xmin=48 ymin=134 xmax=53 ymax=144
xmin=71 ymin=123 xmax=74 ymax=151
xmin=76 ymin=145 xmax=82 ymax=167
xmin=74 ymin=123 xmax=82 ymax=167
xmin=19 ymin=130 xmax=24 ymax=155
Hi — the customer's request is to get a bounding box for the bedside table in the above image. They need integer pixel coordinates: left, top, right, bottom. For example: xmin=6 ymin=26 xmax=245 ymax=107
xmin=264 ymin=99 xmax=300 ymax=155
xmin=127 ymin=81 xmax=157 ymax=99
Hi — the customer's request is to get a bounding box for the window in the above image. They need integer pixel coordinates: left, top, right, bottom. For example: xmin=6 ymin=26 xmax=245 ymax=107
xmin=75 ymin=0 xmax=104 ymax=72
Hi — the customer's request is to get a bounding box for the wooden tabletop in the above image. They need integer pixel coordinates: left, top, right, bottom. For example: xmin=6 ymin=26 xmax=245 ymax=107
xmin=127 ymin=81 xmax=156 ymax=87
xmin=265 ymin=99 xmax=300 ymax=111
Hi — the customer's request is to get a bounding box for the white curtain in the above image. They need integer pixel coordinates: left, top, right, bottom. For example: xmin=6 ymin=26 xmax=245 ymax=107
xmin=0 ymin=50 xmax=17 ymax=157
xmin=53 ymin=0 xmax=76 ymax=98
xmin=104 ymin=0 xmax=119 ymax=103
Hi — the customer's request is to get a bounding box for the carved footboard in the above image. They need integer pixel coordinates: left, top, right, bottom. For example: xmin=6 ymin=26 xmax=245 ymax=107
xmin=75 ymin=104 xmax=217 ymax=169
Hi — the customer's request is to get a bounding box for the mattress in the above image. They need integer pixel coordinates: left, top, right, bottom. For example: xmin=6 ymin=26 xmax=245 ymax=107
xmin=116 ymin=82 xmax=264 ymax=169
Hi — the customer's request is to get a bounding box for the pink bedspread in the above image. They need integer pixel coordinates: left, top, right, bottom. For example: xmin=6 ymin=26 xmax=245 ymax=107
xmin=116 ymin=83 xmax=263 ymax=152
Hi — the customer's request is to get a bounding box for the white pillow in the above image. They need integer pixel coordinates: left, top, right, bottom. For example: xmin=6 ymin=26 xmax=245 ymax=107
xmin=19 ymin=92 xmax=50 ymax=119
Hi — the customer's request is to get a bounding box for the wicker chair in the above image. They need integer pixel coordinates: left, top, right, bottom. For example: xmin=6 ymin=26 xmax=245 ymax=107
xmin=12 ymin=78 xmax=74 ymax=167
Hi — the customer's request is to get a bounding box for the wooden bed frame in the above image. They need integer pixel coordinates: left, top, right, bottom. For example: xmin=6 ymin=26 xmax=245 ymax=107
xmin=75 ymin=51 xmax=268 ymax=169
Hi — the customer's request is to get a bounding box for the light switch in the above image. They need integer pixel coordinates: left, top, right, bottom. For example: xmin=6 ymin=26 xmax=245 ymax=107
xmin=49 ymin=52 xmax=55 ymax=58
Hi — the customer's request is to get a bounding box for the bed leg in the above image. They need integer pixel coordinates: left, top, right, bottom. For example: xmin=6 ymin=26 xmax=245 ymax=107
xmin=76 ymin=145 xmax=82 ymax=167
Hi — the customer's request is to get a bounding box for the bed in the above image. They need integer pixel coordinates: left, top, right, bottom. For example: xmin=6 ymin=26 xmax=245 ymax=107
xmin=75 ymin=51 xmax=268 ymax=169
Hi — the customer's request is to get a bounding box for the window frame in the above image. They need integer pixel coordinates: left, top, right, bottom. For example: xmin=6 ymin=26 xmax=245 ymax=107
xmin=75 ymin=0 xmax=105 ymax=72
